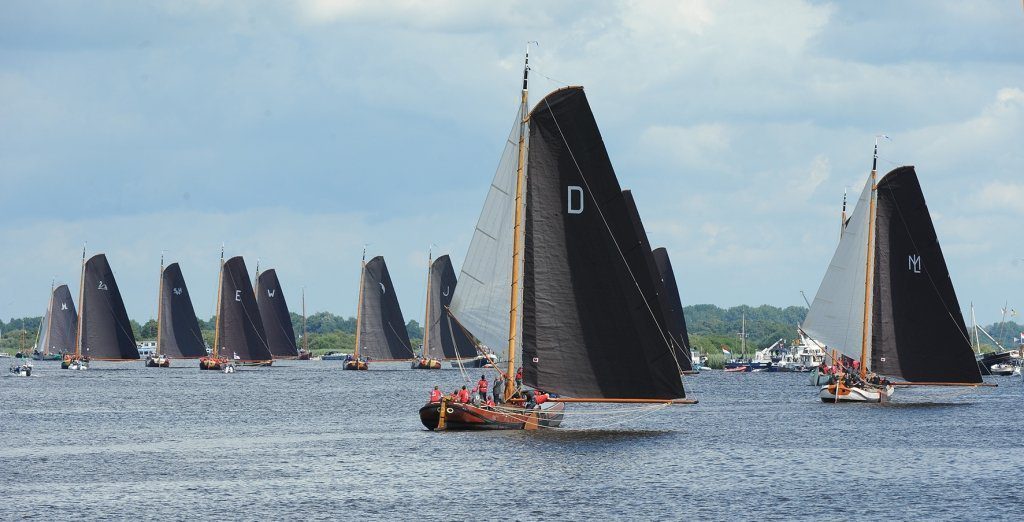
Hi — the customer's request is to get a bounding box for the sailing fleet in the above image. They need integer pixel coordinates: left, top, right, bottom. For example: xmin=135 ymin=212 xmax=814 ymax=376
xmin=6 ymin=45 xmax=1016 ymax=428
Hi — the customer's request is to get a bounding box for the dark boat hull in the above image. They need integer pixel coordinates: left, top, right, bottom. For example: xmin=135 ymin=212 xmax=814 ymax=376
xmin=344 ymin=360 xmax=368 ymax=370
xmin=419 ymin=401 xmax=565 ymax=431
xmin=447 ymin=356 xmax=496 ymax=369
xmin=145 ymin=357 xmax=170 ymax=368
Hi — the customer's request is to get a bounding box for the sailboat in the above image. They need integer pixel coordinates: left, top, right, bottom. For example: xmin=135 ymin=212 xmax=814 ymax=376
xmin=65 ymin=251 xmax=141 ymax=369
xmin=346 ymin=252 xmax=415 ymax=370
xmin=411 ymin=251 xmax=443 ymax=369
xmin=254 ymin=267 xmax=300 ymax=359
xmin=200 ymin=250 xmax=273 ymax=370
xmin=802 ymin=140 xmax=984 ymax=402
xmin=33 ymin=283 xmax=77 ymax=361
xmin=424 ymin=255 xmax=488 ymax=368
xmin=150 ymin=258 xmax=208 ymax=367
xmin=298 ymin=288 xmax=311 ymax=360
xmin=421 ymin=45 xmax=694 ymax=431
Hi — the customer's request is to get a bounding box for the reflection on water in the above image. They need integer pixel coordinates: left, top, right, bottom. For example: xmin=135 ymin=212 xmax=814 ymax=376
xmin=1 ymin=361 xmax=1021 ymax=519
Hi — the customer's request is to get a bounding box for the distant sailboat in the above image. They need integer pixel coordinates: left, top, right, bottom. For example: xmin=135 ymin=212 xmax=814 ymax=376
xmin=150 ymin=258 xmax=207 ymax=367
xmin=422 ymin=46 xmax=693 ymax=431
xmin=201 ymin=250 xmax=273 ymax=370
xmin=652 ymin=247 xmax=694 ymax=373
xmin=802 ymin=140 xmax=984 ymax=402
xmin=347 ymin=252 xmax=415 ymax=370
xmin=34 ymin=283 xmax=76 ymax=361
xmin=64 ymin=251 xmax=140 ymax=369
xmin=254 ymin=267 xmax=300 ymax=359
xmin=411 ymin=251 xmax=443 ymax=370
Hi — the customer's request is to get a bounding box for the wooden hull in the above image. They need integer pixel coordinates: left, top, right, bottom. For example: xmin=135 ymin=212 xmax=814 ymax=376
xmin=819 ymin=383 xmax=894 ymax=403
xmin=411 ymin=359 xmax=442 ymax=370
xmin=343 ymin=360 xmax=368 ymax=370
xmin=236 ymin=360 xmax=272 ymax=367
xmin=419 ymin=400 xmax=565 ymax=431
xmin=199 ymin=357 xmax=228 ymax=371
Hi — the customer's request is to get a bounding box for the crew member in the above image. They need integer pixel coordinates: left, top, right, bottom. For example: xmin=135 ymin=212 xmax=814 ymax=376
xmin=458 ymin=385 xmax=470 ymax=403
xmin=476 ymin=375 xmax=489 ymax=402
xmin=515 ymin=367 xmax=523 ymax=388
xmin=429 ymin=386 xmax=442 ymax=403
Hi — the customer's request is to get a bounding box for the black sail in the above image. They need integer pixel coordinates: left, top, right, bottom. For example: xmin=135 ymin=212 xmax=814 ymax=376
xmin=620 ymin=191 xmax=690 ymax=372
xmin=47 ymin=284 xmax=78 ymax=355
xmin=158 ymin=263 xmax=207 ymax=358
xmin=358 ymin=256 xmax=414 ymax=360
xmin=871 ymin=166 xmax=981 ymax=383
xmin=255 ymin=269 xmax=299 ymax=358
xmin=80 ymin=254 xmax=140 ymax=359
xmin=426 ymin=255 xmax=477 ymax=360
xmin=218 ymin=256 xmax=272 ymax=361
xmin=521 ymin=87 xmax=685 ymax=399
xmin=652 ymin=247 xmax=693 ymax=372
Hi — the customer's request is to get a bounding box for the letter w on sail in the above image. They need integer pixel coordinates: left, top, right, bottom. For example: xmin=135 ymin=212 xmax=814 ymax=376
xmin=267 ymin=289 xmax=276 ymax=298
xmin=908 ymin=254 xmax=922 ymax=273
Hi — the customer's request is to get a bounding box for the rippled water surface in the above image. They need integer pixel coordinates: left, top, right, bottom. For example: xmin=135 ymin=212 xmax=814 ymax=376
xmin=2 ymin=360 xmax=1021 ymax=520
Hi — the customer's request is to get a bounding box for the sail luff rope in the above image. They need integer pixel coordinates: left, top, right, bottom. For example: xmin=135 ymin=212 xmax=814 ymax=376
xmin=540 ymin=96 xmax=685 ymax=376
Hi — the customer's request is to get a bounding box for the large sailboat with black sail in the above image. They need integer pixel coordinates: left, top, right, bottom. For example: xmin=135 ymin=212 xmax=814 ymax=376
xmin=411 ymin=250 xmax=443 ymax=369
xmin=64 ymin=250 xmax=141 ymax=369
xmin=33 ymin=283 xmax=77 ymax=361
xmin=346 ymin=251 xmax=415 ymax=370
xmin=421 ymin=45 xmax=694 ymax=431
xmin=254 ymin=266 xmax=300 ymax=360
xmin=200 ymin=249 xmax=273 ymax=370
xmin=150 ymin=256 xmax=208 ymax=367
xmin=802 ymin=139 xmax=986 ymax=402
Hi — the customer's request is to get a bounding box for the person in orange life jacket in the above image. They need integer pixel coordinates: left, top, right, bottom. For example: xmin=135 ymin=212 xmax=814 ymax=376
xmin=534 ymin=391 xmax=549 ymax=405
xmin=458 ymin=385 xmax=470 ymax=403
xmin=515 ymin=367 xmax=523 ymax=389
xmin=429 ymin=386 xmax=442 ymax=403
xmin=476 ymin=375 xmax=489 ymax=402
xmin=485 ymin=395 xmax=496 ymax=408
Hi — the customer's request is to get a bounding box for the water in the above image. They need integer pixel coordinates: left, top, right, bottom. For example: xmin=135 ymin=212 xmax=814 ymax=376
xmin=2 ymin=361 xmax=1021 ymax=521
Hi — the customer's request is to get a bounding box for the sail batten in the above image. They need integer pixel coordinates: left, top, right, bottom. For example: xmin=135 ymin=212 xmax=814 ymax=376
xmin=357 ymin=256 xmax=414 ymax=360
xmin=255 ymin=269 xmax=299 ymax=358
xmin=80 ymin=254 xmax=140 ymax=360
xmin=158 ymin=263 xmax=207 ymax=358
xmin=521 ymin=87 xmax=685 ymax=400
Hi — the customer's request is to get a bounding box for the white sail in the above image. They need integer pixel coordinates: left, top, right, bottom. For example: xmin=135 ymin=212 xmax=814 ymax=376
xmin=36 ymin=307 xmax=50 ymax=353
xmin=450 ymin=104 xmax=526 ymax=361
xmin=802 ymin=175 xmax=874 ymax=363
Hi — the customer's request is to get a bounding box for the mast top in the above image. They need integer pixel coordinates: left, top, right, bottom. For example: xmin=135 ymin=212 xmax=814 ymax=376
xmin=522 ymin=41 xmax=538 ymax=93
xmin=873 ymin=134 xmax=890 ymax=173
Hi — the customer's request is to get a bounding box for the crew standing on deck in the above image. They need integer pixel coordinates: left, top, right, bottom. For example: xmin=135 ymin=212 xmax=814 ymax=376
xmin=476 ymin=375 xmax=489 ymax=402
xmin=429 ymin=386 xmax=442 ymax=403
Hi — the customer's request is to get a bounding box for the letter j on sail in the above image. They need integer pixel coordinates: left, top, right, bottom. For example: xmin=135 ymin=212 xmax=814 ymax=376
xmin=567 ymin=185 xmax=584 ymax=214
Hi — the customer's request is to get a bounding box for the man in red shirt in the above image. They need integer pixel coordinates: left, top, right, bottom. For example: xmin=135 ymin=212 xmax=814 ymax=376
xmin=476 ymin=375 xmax=489 ymax=402
xmin=429 ymin=386 xmax=442 ymax=403
xmin=457 ymin=385 xmax=470 ymax=403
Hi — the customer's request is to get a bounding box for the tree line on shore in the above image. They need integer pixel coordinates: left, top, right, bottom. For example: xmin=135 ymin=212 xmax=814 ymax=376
xmin=3 ymin=306 xmax=1021 ymax=356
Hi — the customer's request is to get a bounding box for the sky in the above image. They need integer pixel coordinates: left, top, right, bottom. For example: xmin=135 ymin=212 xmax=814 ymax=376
xmin=1 ymin=0 xmax=1022 ymax=328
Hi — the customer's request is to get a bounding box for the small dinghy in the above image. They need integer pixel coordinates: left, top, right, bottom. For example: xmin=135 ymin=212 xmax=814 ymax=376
xmin=145 ymin=353 xmax=170 ymax=368
xmin=989 ymin=363 xmax=1014 ymax=376
xmin=9 ymin=362 xmax=33 ymax=377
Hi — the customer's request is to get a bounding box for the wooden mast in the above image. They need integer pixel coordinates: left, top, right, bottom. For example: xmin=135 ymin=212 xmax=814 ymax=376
xmin=504 ymin=42 xmax=533 ymax=403
xmin=858 ymin=140 xmax=880 ymax=380
xmin=74 ymin=245 xmax=86 ymax=357
xmin=353 ymin=247 xmax=367 ymax=360
xmin=155 ymin=252 xmax=165 ymax=357
xmin=301 ymin=287 xmax=308 ymax=354
xmin=421 ymin=248 xmax=432 ymax=360
xmin=212 ymin=245 xmax=225 ymax=359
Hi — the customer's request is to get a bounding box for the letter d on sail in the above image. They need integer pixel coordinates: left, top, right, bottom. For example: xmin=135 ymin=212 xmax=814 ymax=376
xmin=908 ymin=254 xmax=922 ymax=273
xmin=567 ymin=186 xmax=584 ymax=214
